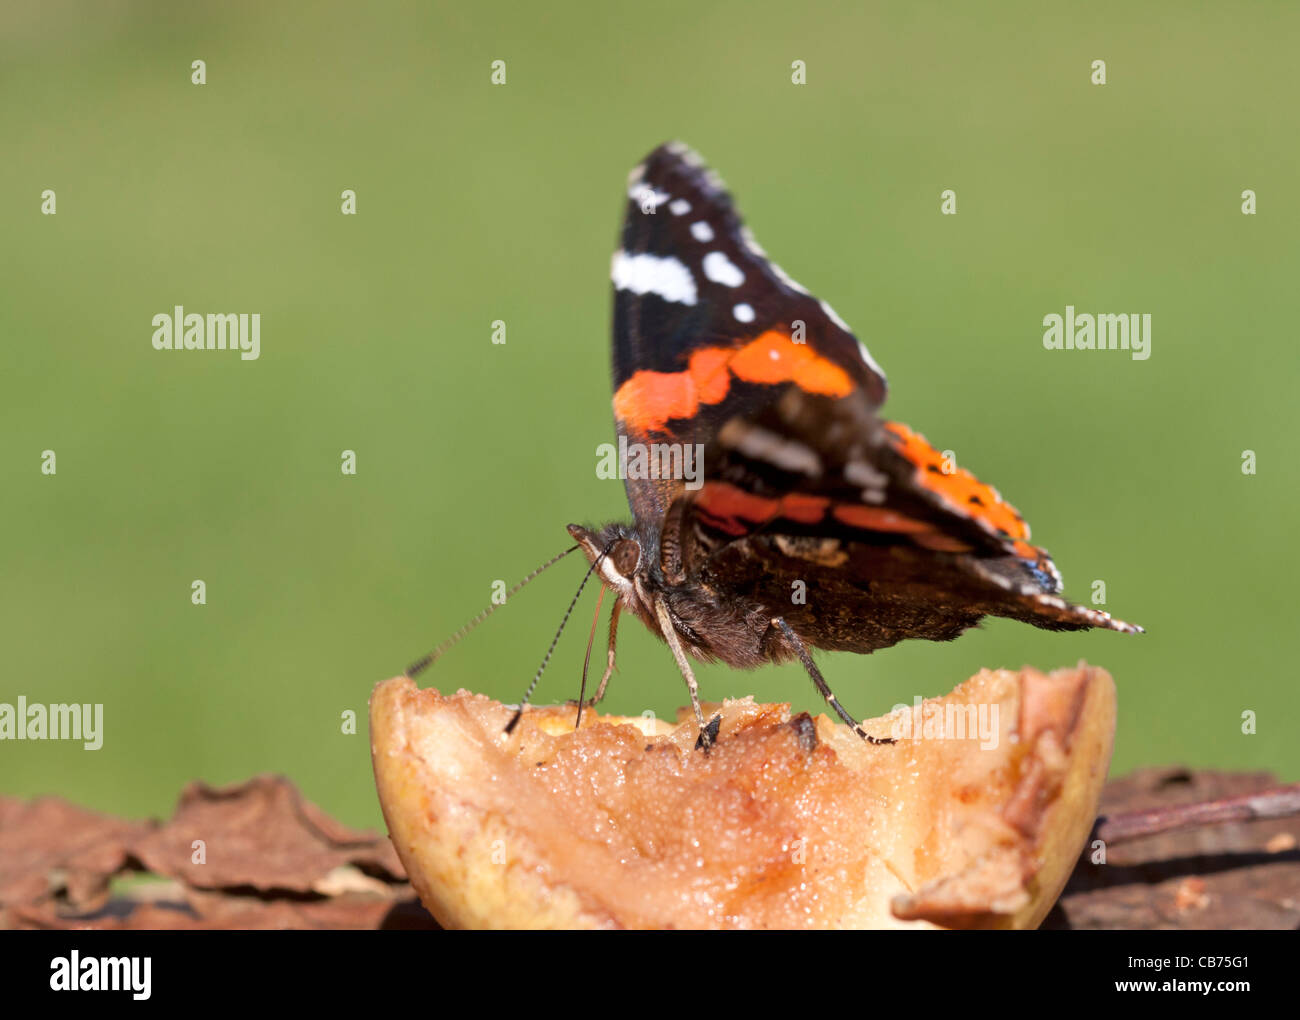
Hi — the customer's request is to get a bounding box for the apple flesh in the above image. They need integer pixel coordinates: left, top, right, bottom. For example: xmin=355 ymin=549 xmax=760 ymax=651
xmin=370 ymin=664 xmax=1115 ymax=929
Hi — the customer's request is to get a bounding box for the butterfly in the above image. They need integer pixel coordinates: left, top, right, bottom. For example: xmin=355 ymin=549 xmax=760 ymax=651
xmin=414 ymin=142 xmax=1141 ymax=750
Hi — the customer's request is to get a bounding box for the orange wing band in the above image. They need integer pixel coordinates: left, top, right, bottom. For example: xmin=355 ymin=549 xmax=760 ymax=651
xmin=614 ymin=331 xmax=854 ymax=435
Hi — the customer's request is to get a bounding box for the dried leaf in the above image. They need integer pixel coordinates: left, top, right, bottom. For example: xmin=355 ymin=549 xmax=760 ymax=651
xmin=129 ymin=775 xmax=404 ymax=893
xmin=0 ymin=796 xmax=156 ymax=910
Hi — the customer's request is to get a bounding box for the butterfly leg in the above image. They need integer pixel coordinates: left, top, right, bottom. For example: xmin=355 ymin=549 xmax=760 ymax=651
xmin=654 ymin=597 xmax=718 ymax=751
xmin=589 ymin=600 xmax=622 ymax=705
xmin=772 ymin=617 xmax=896 ymax=746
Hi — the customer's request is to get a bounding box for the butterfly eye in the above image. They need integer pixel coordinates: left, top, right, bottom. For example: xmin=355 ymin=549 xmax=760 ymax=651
xmin=610 ymin=539 xmax=641 ymax=578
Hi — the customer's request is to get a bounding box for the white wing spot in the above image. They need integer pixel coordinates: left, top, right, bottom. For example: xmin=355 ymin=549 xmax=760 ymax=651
xmin=733 ymin=302 xmax=755 ymax=323
xmin=845 ymin=461 xmax=888 ymax=489
xmin=718 ymin=420 xmax=822 ymax=476
xmin=666 ymin=141 xmax=705 ymax=168
xmin=626 ymin=177 xmax=670 ymax=210
xmin=690 ymin=221 xmax=714 ymax=242
xmin=669 ymin=198 xmax=691 ymax=216
xmin=702 ymin=251 xmax=745 ymax=287
xmin=611 ymin=251 xmax=698 ymax=306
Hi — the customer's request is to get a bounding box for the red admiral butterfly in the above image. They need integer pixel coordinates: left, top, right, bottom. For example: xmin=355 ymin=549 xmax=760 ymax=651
xmin=415 ymin=142 xmax=1141 ymax=750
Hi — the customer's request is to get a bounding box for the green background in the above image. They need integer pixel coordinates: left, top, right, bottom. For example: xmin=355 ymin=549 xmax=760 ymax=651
xmin=2 ymin=1 xmax=1296 ymax=830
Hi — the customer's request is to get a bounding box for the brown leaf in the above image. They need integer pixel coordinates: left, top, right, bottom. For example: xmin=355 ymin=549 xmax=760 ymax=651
xmin=128 ymin=774 xmax=405 ymax=893
xmin=1 ymin=778 xmax=439 ymax=930
xmin=0 ymin=795 xmax=157 ymax=910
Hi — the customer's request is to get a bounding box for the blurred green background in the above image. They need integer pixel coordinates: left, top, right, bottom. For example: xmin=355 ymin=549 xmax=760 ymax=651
xmin=2 ymin=1 xmax=1296 ymax=830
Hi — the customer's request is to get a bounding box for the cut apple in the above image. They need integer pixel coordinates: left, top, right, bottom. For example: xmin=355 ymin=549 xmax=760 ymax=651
xmin=370 ymin=663 xmax=1115 ymax=929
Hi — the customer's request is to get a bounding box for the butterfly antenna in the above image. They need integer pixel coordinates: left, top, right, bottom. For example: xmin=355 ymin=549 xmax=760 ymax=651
xmin=504 ymin=545 xmax=610 ymax=735
xmin=573 ymin=582 xmax=608 ymax=731
xmin=405 ymin=545 xmax=579 ymax=678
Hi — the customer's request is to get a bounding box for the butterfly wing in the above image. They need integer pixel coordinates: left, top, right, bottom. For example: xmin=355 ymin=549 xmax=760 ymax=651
xmin=609 ymin=143 xmax=1138 ymax=653
xmin=611 ymin=141 xmax=886 ymax=526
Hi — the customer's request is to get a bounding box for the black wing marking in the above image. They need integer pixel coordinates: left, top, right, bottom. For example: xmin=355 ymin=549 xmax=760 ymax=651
xmin=611 ymin=142 xmax=888 ymax=526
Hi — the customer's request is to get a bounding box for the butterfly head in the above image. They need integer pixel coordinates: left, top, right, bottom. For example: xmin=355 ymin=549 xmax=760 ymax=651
xmin=567 ymin=522 xmax=646 ymax=604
